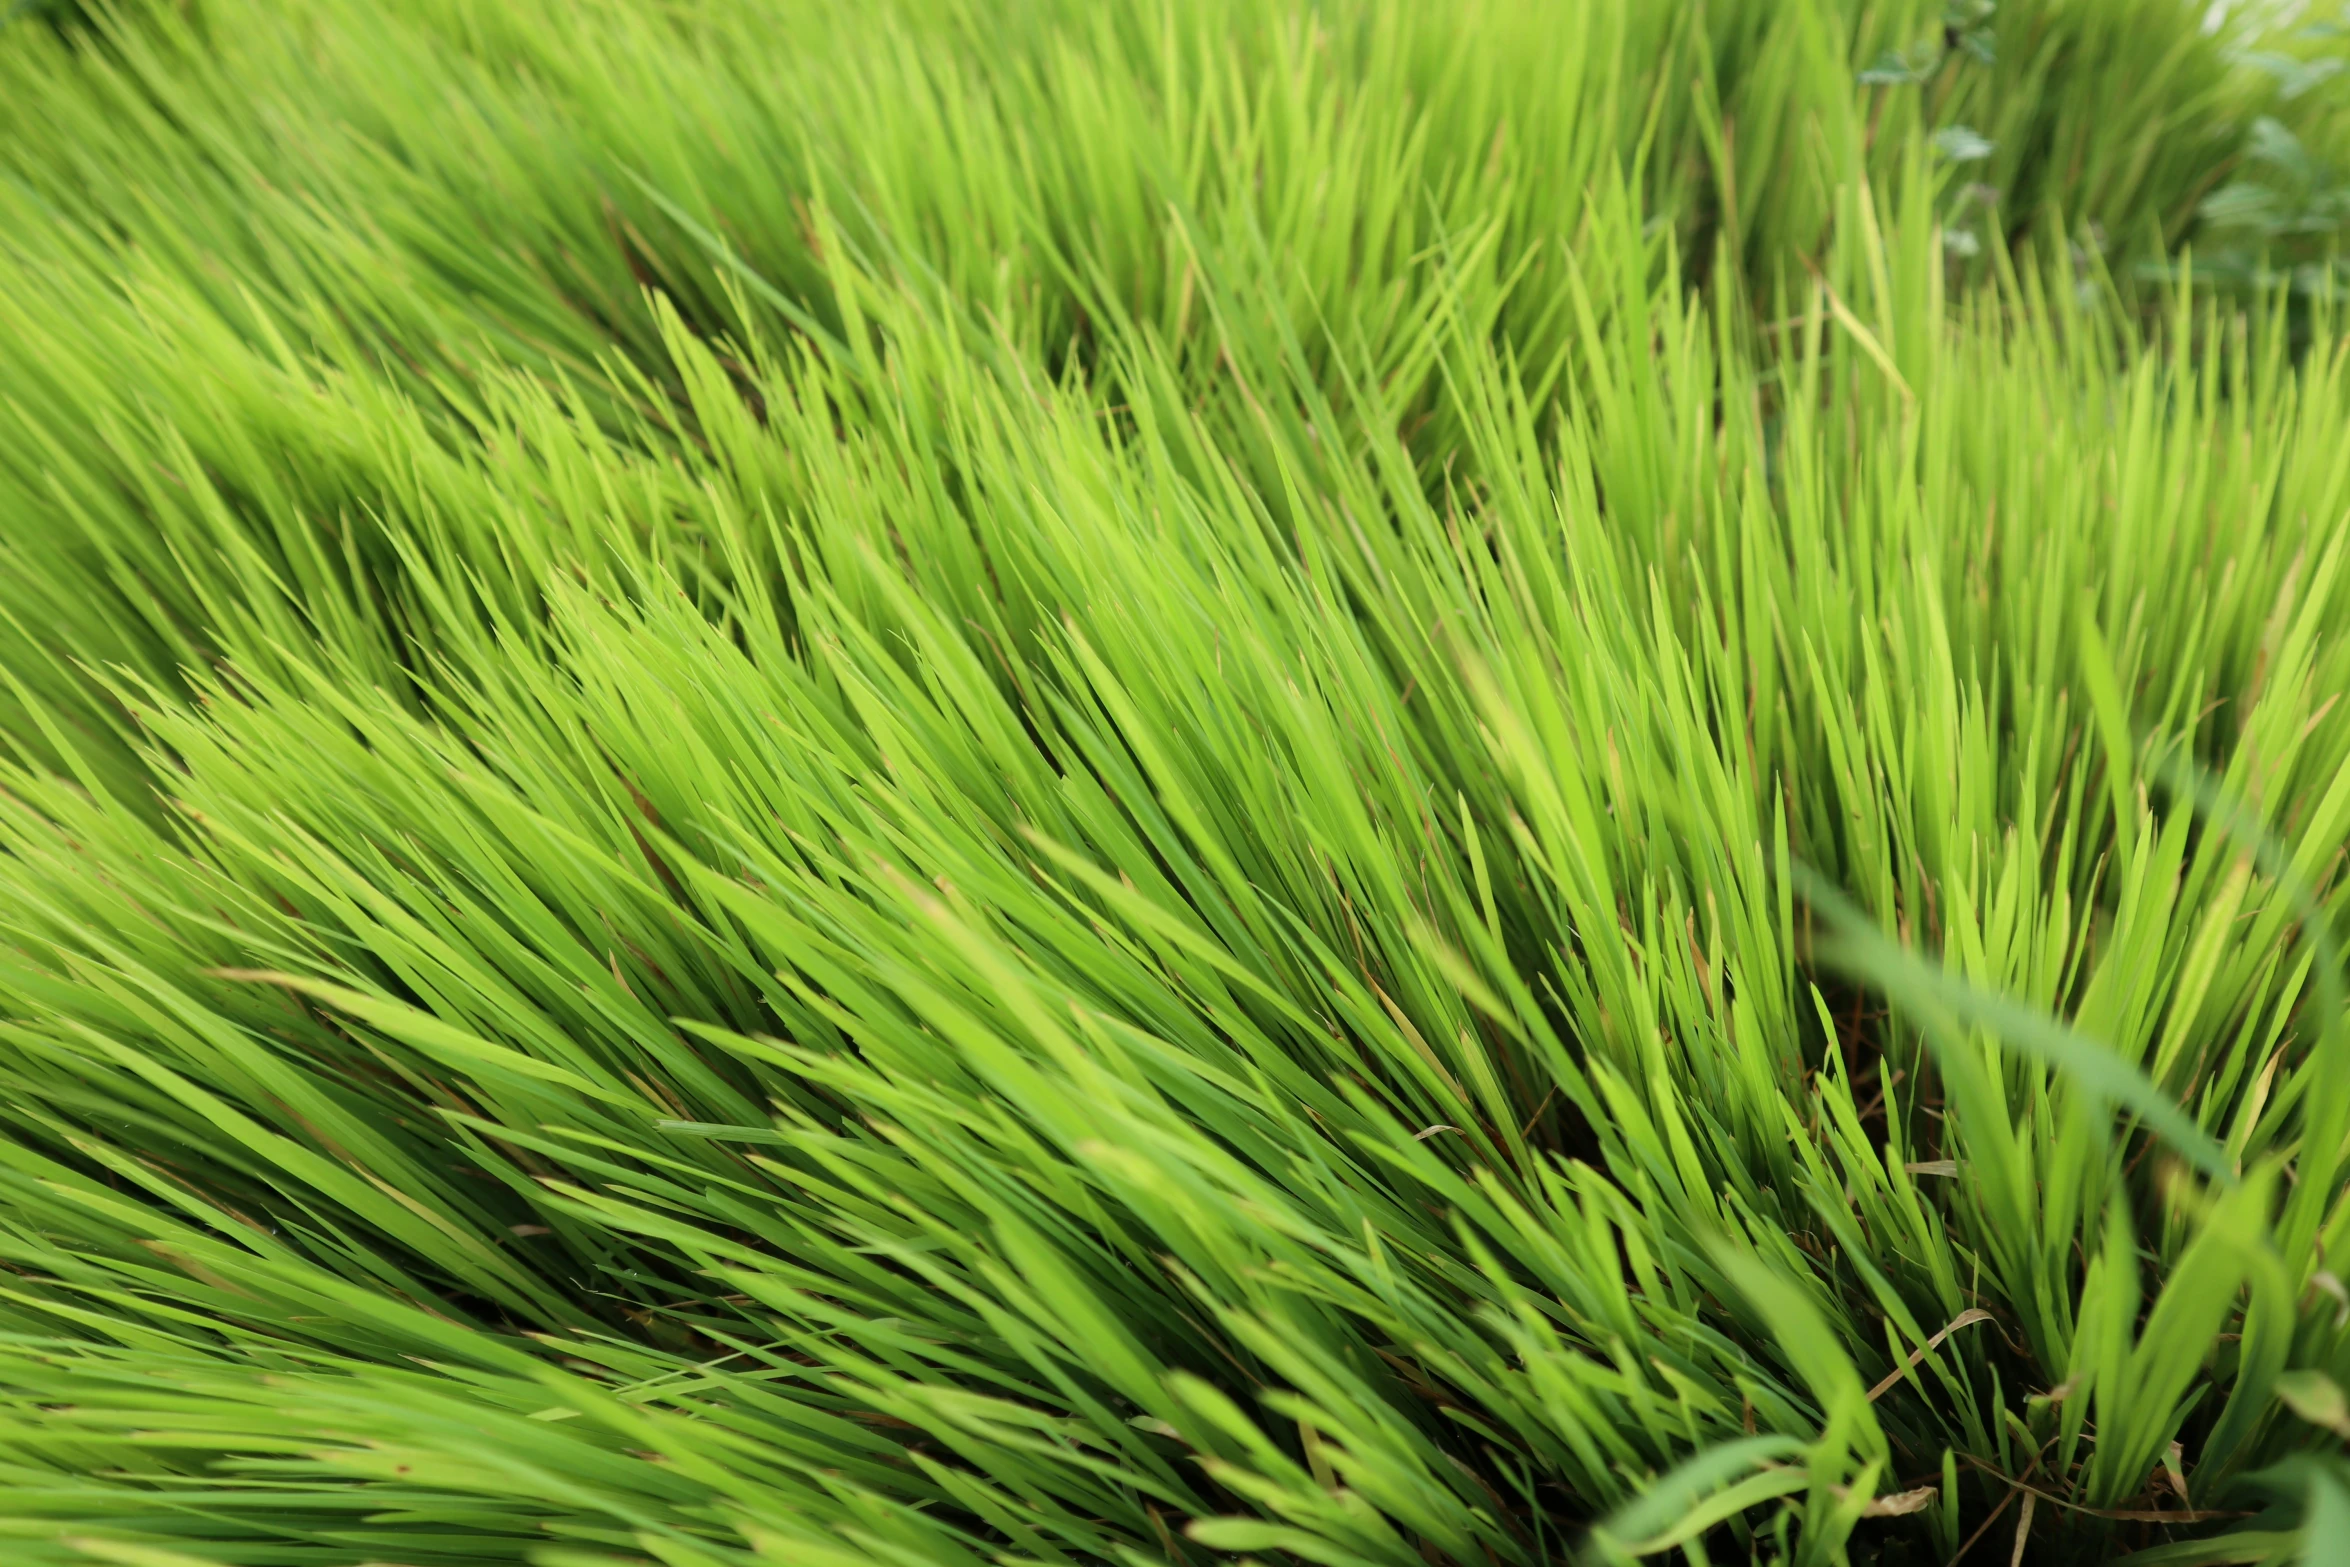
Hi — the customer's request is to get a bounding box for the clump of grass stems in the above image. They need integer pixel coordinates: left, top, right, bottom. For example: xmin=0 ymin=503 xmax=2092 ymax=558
xmin=3 ymin=1 xmax=2350 ymax=1564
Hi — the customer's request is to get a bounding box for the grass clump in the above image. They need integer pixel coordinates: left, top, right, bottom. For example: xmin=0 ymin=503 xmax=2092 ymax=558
xmin=4 ymin=0 xmax=2350 ymax=1563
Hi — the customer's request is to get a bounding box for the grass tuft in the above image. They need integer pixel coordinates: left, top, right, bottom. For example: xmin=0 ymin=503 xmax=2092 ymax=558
xmin=3 ymin=0 xmax=2350 ymax=1563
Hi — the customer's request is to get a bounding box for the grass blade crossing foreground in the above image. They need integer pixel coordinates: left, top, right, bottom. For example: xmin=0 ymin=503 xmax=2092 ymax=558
xmin=4 ymin=0 xmax=2350 ymax=1564
xmin=1795 ymin=866 xmax=2239 ymax=1187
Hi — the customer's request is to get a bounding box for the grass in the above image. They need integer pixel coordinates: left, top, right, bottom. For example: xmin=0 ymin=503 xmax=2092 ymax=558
xmin=2 ymin=0 xmax=2350 ymax=1562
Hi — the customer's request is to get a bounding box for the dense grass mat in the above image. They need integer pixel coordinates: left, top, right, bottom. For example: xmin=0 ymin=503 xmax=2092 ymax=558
xmin=5 ymin=1 xmax=2350 ymax=1562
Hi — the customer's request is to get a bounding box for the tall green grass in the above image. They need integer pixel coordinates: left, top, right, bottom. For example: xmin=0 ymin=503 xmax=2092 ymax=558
xmin=3 ymin=0 xmax=2350 ymax=1562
